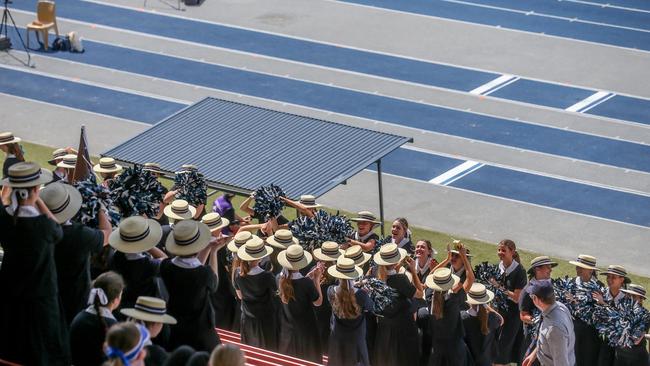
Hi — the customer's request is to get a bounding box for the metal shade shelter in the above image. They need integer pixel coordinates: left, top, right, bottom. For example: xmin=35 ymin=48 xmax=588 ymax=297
xmin=104 ymin=97 xmax=412 ymax=232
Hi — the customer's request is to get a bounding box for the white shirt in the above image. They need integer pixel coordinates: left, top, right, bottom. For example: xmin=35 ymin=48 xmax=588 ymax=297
xmin=248 ymin=265 xmax=263 ymax=276
xmin=499 ymin=260 xmax=520 ymax=276
xmin=171 ymin=256 xmax=201 ymax=269
xmin=85 ymin=305 xmax=117 ymax=320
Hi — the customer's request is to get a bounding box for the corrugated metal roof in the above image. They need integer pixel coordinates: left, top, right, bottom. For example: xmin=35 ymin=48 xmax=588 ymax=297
xmin=104 ymin=97 xmax=412 ymax=198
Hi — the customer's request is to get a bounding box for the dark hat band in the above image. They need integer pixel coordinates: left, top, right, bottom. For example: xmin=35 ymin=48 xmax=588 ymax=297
xmin=53 ymin=151 xmax=67 ymax=159
xmin=357 ymin=214 xmax=376 ymax=221
xmin=246 ymin=245 xmax=266 ymax=255
xmin=50 ymin=194 xmax=71 ymax=214
xmin=274 ymin=236 xmax=294 ymax=244
xmin=469 ymin=289 xmax=487 ymax=299
xmin=300 ymin=198 xmax=316 ymax=205
xmin=9 ymin=170 xmax=41 ymax=183
xmin=135 ymin=303 xmax=167 ymax=315
xmin=434 ymin=275 xmax=453 ymax=286
xmin=286 ymin=252 xmax=305 ymax=262
xmin=577 ymin=258 xmax=597 ymax=267
xmin=380 ymin=250 xmax=400 ymax=261
xmin=336 ymin=265 xmax=356 ymax=274
xmin=234 ymin=238 xmax=248 ymax=245
xmin=62 ymin=158 xmax=76 ymax=166
xmin=171 ymin=206 xmax=189 ymax=214
xmin=348 ymin=251 xmax=363 ymax=261
xmin=606 ymin=268 xmax=627 ymax=277
xmin=100 ymin=162 xmax=117 ymax=169
xmin=322 ymin=247 xmax=339 ymax=256
xmin=0 ymin=134 xmax=15 ymax=143
xmin=205 ymin=218 xmax=223 ymax=228
xmin=532 ymin=260 xmax=555 ymax=268
xmin=120 ymin=227 xmax=151 ymax=243
xmin=175 ymin=230 xmax=201 ymax=246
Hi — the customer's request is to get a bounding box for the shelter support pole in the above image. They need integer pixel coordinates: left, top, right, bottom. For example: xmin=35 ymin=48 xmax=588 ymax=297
xmin=376 ymin=159 xmax=385 ymax=236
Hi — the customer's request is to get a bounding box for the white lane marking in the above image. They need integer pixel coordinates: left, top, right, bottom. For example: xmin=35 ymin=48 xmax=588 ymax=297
xmin=579 ymin=93 xmax=617 ymax=113
xmin=439 ymin=162 xmax=485 ymax=186
xmin=429 ymin=160 xmax=482 ymax=184
xmin=402 ymin=144 xmax=650 ymax=196
xmin=470 ymin=74 xmax=516 ymax=95
xmin=442 ymin=0 xmax=650 ymax=33
xmin=565 ymin=91 xmax=612 ymax=112
xmin=0 ymin=62 xmax=192 ymax=105
xmin=324 ymin=0 xmax=650 ymax=54
xmin=562 ymin=0 xmax=650 ymax=15
xmin=481 ymin=77 xmax=521 ymax=96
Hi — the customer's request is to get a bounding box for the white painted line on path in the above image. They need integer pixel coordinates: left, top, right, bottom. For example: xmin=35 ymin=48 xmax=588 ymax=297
xmin=429 ymin=160 xmax=482 ymax=185
xmin=565 ymin=91 xmax=613 ymax=112
xmin=469 ymin=74 xmax=516 ymax=95
xmin=579 ymin=93 xmax=617 ymax=113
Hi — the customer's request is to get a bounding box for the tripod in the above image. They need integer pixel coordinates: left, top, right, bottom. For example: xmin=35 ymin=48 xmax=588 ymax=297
xmin=1 ymin=0 xmax=33 ymax=67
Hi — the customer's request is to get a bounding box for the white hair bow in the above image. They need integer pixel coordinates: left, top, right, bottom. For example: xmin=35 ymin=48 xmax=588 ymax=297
xmin=88 ymin=288 xmax=108 ymax=306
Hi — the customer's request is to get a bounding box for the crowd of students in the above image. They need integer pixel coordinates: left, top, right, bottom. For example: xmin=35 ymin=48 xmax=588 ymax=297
xmin=0 ymin=134 xmax=649 ymax=366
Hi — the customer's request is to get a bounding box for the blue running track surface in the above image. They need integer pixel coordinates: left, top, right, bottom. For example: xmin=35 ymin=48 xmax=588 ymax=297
xmin=3 ymin=65 xmax=648 ymax=227
xmin=0 ymin=67 xmax=184 ymax=124
xmin=370 ymin=149 xmax=650 ymax=227
xmin=5 ymin=26 xmax=650 ymax=173
xmin=12 ymin=0 xmax=650 ymax=125
xmin=337 ymin=0 xmax=650 ymax=51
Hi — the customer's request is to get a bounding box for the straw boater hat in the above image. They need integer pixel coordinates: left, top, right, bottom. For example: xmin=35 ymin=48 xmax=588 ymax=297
xmin=266 ymin=229 xmax=299 ymax=249
xmin=93 ymin=157 xmax=123 ymax=174
xmin=237 ymin=238 xmax=273 ymax=262
xmin=0 ymin=132 xmax=21 ymax=146
xmin=109 ymin=216 xmax=163 ymax=254
xmin=163 ymin=199 xmax=196 ymax=221
xmin=201 ymin=212 xmax=229 ymax=233
xmin=621 ymin=284 xmax=647 ymax=300
xmin=527 ymin=256 xmax=558 ymax=275
xmin=344 ymin=245 xmax=371 ymax=266
xmin=176 ymin=164 xmax=198 ymax=174
xmin=466 ymin=283 xmax=495 ymax=305
xmin=298 ymin=195 xmax=322 ymax=209
xmin=373 ymin=243 xmax=407 ymax=266
xmin=313 ymin=241 xmax=344 ymax=262
xmin=569 ymin=254 xmax=599 ymax=271
xmin=328 ymin=257 xmax=363 ymax=280
xmin=121 ymin=296 xmax=177 ymax=324
xmin=40 ymin=182 xmax=82 ymax=224
xmin=600 ymin=265 xmax=632 ymax=284
xmin=425 ymin=268 xmax=460 ymax=292
xmin=227 ymin=231 xmax=263 ymax=253
xmin=350 ymin=211 xmax=380 ymax=224
xmin=1 ymin=162 xmax=52 ymax=188
xmin=142 ymin=163 xmax=164 ymax=175
xmin=278 ymin=244 xmax=312 ymax=271
xmin=48 ymin=148 xmax=72 ymax=166
xmin=56 ymin=154 xmax=78 ymax=169
xmin=166 ymin=220 xmax=211 ymax=256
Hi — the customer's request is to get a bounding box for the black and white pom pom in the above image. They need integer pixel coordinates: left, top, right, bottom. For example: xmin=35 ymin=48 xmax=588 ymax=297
xmin=253 ymin=184 xmax=286 ymax=221
xmin=593 ymin=296 xmax=650 ymax=348
xmin=289 ymin=210 xmax=354 ymax=252
xmin=473 ymin=262 xmax=509 ymax=312
xmin=174 ymin=171 xmax=207 ymax=206
xmin=109 ymin=164 xmax=165 ymax=218
xmin=73 ymin=175 xmax=121 ymax=228
xmin=355 ymin=276 xmax=398 ymax=314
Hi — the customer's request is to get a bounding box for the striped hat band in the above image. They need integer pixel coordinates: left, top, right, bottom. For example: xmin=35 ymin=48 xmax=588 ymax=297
xmin=171 ymin=206 xmax=189 ymax=215
xmin=62 ymin=157 xmax=76 ymax=166
xmin=322 ymin=246 xmax=339 ymax=256
xmin=175 ymin=229 xmax=200 ymax=246
xmin=468 ymin=287 xmax=488 ymax=299
xmin=50 ymin=194 xmax=71 ymax=214
xmin=0 ymin=134 xmax=15 ymax=143
xmin=434 ymin=274 xmax=454 ymax=286
xmin=274 ymin=235 xmax=295 ymax=244
xmin=300 ymin=198 xmax=316 ymax=205
xmin=286 ymin=251 xmax=305 ymax=263
xmin=336 ymin=263 xmax=357 ymax=274
xmin=605 ymin=267 xmax=628 ymax=277
xmin=245 ymin=243 xmax=266 ymax=255
xmin=100 ymin=161 xmax=117 ymax=169
xmin=576 ymin=257 xmax=597 ymax=267
xmin=204 ymin=218 xmax=223 ymax=228
xmin=9 ymin=170 xmax=41 ymax=184
xmin=380 ymin=249 xmax=400 ymax=261
xmin=52 ymin=151 xmax=67 ymax=159
xmin=357 ymin=213 xmax=376 ymax=221
xmin=629 ymin=285 xmax=646 ymax=297
xmin=120 ymin=227 xmax=151 ymax=243
xmin=134 ymin=302 xmax=167 ymax=315
xmin=347 ymin=251 xmax=363 ymax=261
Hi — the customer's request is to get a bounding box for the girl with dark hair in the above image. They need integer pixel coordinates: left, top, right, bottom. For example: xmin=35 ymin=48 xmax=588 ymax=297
xmin=425 ymin=243 xmax=475 ymax=366
xmin=327 ymin=257 xmax=374 ymax=366
xmin=312 ymin=241 xmax=344 ymax=353
xmin=0 ymin=132 xmax=24 ymax=179
xmin=372 ymin=244 xmax=419 ymax=366
xmin=347 ymin=211 xmax=380 ymax=252
xmin=461 ymin=283 xmax=503 ymax=366
xmin=493 ymin=239 xmax=527 ymax=366
xmin=0 ymin=162 xmax=69 ymax=366
xmin=234 ymin=238 xmax=279 ymax=350
xmin=103 ymin=322 xmax=150 ymax=366
xmin=70 ymin=271 xmax=125 ymax=366
xmin=276 ymin=244 xmax=323 ymax=362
